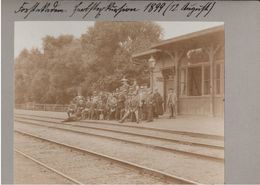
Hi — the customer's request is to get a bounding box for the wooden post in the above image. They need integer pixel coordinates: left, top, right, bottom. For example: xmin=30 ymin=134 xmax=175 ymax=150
xmin=161 ymin=50 xmax=185 ymax=115
xmin=150 ymin=69 xmax=153 ymax=90
xmin=202 ymin=65 xmax=205 ymax=95
xmin=172 ymin=51 xmax=185 ymax=115
xmin=175 ymin=57 xmax=180 ymax=114
xmin=205 ymin=45 xmax=220 ymax=117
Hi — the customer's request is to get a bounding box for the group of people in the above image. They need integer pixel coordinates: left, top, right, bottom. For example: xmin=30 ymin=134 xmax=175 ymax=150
xmin=64 ymin=78 xmax=177 ymax=123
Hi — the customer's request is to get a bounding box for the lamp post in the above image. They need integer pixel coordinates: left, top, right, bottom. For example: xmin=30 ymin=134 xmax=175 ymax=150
xmin=148 ymin=55 xmax=156 ymax=92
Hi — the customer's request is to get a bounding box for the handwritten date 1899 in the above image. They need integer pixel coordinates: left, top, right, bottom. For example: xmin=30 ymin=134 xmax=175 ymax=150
xmin=144 ymin=2 xmax=166 ymax=13
xmin=143 ymin=1 xmax=216 ymax=18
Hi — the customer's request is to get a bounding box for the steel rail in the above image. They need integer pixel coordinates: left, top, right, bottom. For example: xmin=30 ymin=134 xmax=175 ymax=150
xmin=15 ymin=118 xmax=224 ymax=162
xmin=15 ymin=115 xmax=224 ymax=150
xmin=15 ymin=113 xmax=224 ymax=140
xmin=14 ymin=148 xmax=84 ymax=185
xmin=15 ymin=129 xmax=201 ymax=185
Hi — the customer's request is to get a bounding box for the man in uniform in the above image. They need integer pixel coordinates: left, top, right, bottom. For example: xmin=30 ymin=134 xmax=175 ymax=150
xmin=129 ymin=80 xmax=138 ymax=94
xmin=107 ymin=93 xmax=117 ymax=120
xmin=78 ymin=99 xmax=86 ymax=119
xmin=89 ymin=96 xmax=97 ymax=120
xmin=119 ymin=77 xmax=130 ymax=92
xmin=115 ymin=90 xmax=126 ymax=120
xmin=64 ymin=99 xmax=85 ymax=122
xmin=67 ymin=101 xmax=76 ymax=118
xmin=167 ymin=88 xmax=177 ymax=118
xmin=146 ymin=90 xmax=154 ymax=122
xmin=73 ymin=95 xmax=85 ymax=105
xmin=119 ymin=92 xmax=139 ymax=124
xmin=153 ymin=88 xmax=164 ymax=118
xmin=82 ymin=97 xmax=92 ymax=119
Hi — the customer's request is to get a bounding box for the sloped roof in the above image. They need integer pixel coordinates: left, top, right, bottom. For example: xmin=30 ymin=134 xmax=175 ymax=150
xmin=132 ymin=25 xmax=224 ymax=60
xmin=151 ymin=25 xmax=224 ymax=49
xmin=132 ymin=49 xmax=161 ymax=59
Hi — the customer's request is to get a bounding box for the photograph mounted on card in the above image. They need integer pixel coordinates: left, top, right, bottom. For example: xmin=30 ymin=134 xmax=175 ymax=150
xmin=3 ymin=0 xmax=259 ymax=184
xmin=14 ymin=19 xmax=224 ymax=184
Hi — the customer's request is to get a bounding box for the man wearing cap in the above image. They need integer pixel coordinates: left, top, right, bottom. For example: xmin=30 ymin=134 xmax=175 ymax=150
xmin=73 ymin=95 xmax=85 ymax=105
xmin=146 ymin=90 xmax=154 ymax=122
xmin=167 ymin=88 xmax=177 ymax=118
xmin=119 ymin=77 xmax=130 ymax=93
xmin=67 ymin=101 xmax=76 ymax=118
xmin=119 ymin=92 xmax=139 ymax=124
xmin=115 ymin=90 xmax=126 ymax=120
xmin=153 ymin=88 xmax=164 ymax=118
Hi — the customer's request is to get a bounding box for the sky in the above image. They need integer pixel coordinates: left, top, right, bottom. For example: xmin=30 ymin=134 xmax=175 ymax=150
xmin=14 ymin=21 xmax=223 ymax=57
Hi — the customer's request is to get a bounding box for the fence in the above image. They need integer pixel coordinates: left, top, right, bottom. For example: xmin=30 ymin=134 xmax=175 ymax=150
xmin=15 ymin=104 xmax=69 ymax=112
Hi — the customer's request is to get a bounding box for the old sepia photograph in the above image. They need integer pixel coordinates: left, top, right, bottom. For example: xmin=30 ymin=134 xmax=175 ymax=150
xmin=14 ymin=21 xmax=224 ymax=184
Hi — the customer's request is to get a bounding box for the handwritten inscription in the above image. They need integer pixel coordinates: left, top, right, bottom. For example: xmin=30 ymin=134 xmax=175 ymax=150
xmin=14 ymin=1 xmax=216 ymax=19
xmin=14 ymin=1 xmax=65 ymax=19
xmin=70 ymin=2 xmax=139 ymax=18
xmin=143 ymin=2 xmax=216 ymax=17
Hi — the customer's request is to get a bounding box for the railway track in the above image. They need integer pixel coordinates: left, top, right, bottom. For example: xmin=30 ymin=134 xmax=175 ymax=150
xmin=15 ymin=113 xmax=224 ymax=140
xmin=15 ymin=114 xmax=224 ymax=150
xmin=15 ymin=129 xmax=200 ymax=184
xmin=15 ymin=116 xmax=224 ymax=162
xmin=14 ymin=149 xmax=83 ymax=184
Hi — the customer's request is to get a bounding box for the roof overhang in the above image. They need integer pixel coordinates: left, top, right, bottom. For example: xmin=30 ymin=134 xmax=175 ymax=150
xmin=151 ymin=25 xmax=224 ymax=51
xmin=132 ymin=49 xmax=161 ymax=60
xmin=131 ymin=25 xmax=224 ymax=62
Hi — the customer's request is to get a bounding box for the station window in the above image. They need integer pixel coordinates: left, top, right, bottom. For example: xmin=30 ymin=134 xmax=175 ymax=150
xmin=188 ymin=66 xmax=202 ymax=96
xmin=180 ymin=68 xmax=187 ymax=96
xmin=203 ymin=65 xmax=210 ymax=95
xmin=179 ymin=63 xmax=222 ymax=97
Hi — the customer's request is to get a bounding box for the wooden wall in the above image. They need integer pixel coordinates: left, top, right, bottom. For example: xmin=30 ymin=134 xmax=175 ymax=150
xmin=178 ymin=96 xmax=224 ymax=117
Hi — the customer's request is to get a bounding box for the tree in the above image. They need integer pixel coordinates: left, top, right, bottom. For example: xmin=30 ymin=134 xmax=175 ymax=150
xmin=80 ymin=21 xmax=162 ymax=95
xmin=14 ymin=22 xmax=163 ymax=104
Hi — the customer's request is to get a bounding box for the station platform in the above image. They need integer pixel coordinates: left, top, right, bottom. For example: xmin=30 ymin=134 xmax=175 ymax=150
xmin=14 ymin=109 xmax=224 ymax=137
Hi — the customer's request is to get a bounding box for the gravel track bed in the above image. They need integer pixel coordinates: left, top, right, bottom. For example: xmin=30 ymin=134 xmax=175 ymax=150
xmin=15 ymin=133 xmax=168 ymax=184
xmin=16 ymin=115 xmax=224 ymax=148
xmin=15 ymin=122 xmax=224 ymax=184
xmin=14 ymin=152 xmax=72 ymax=184
xmin=15 ymin=113 xmax=224 ymax=140
xmin=15 ymin=117 xmax=224 ymax=159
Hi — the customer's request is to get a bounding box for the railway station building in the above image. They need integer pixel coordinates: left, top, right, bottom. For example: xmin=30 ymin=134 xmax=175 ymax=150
xmin=132 ymin=25 xmax=224 ymax=117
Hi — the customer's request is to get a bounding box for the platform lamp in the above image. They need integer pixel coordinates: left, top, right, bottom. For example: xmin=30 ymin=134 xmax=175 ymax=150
xmin=148 ymin=55 xmax=156 ymax=92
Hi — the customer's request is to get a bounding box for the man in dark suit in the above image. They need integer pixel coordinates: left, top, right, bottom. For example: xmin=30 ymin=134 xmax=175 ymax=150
xmin=153 ymin=88 xmax=164 ymax=118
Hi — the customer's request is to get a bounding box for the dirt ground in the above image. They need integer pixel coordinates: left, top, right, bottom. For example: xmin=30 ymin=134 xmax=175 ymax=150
xmin=14 ymin=152 xmax=72 ymax=184
xmin=15 ymin=121 xmax=224 ymax=184
xmin=15 ymin=132 xmax=169 ymax=184
xmin=16 ymin=115 xmax=224 ymax=159
xmin=15 ymin=109 xmax=224 ymax=136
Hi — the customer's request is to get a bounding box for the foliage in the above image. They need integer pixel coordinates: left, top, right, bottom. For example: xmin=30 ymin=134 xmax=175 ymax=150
xmin=15 ymin=22 xmax=163 ymax=104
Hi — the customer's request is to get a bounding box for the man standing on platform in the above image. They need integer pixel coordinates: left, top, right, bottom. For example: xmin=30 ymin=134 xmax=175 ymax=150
xmin=167 ymin=88 xmax=177 ymax=119
xmin=153 ymin=88 xmax=164 ymax=118
xmin=146 ymin=90 xmax=154 ymax=122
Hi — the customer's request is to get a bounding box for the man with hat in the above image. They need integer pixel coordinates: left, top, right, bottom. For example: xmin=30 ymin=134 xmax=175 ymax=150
xmin=119 ymin=77 xmax=130 ymax=93
xmin=119 ymin=91 xmax=139 ymax=124
xmin=90 ymin=93 xmax=98 ymax=120
xmin=153 ymin=88 xmax=164 ymax=118
xmin=115 ymin=89 xmax=127 ymax=120
xmin=67 ymin=100 xmax=77 ymax=118
xmin=167 ymin=88 xmax=177 ymax=118
xmin=146 ymin=89 xmax=154 ymax=122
